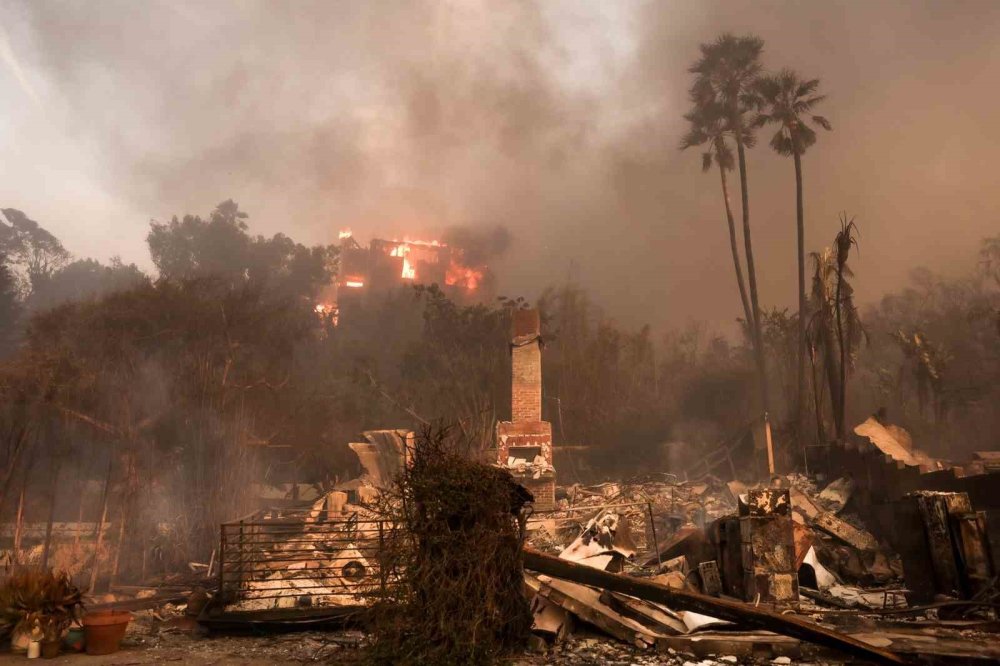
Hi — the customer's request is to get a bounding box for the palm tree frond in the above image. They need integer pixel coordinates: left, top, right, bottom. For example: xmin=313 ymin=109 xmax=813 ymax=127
xmin=795 ymin=124 xmax=818 ymax=152
xmin=793 ymin=94 xmax=827 ymax=112
xmin=754 ymin=69 xmax=829 ymax=156
xmin=770 ymin=130 xmax=795 ymax=157
xmin=716 ymin=142 xmax=735 ymax=170
xmin=795 ymin=78 xmax=820 ymax=98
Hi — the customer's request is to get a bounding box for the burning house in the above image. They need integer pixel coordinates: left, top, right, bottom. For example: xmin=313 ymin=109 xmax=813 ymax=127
xmin=321 ymin=230 xmax=494 ymax=323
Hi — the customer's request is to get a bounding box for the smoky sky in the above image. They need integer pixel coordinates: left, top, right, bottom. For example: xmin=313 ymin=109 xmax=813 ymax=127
xmin=1 ymin=0 xmax=998 ymax=334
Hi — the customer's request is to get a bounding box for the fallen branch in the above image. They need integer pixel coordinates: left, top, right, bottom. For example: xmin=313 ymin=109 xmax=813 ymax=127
xmin=523 ymin=547 xmax=904 ymax=665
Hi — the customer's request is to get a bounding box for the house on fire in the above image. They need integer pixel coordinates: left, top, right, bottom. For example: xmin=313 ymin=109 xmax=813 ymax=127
xmin=320 ymin=231 xmax=495 ymax=324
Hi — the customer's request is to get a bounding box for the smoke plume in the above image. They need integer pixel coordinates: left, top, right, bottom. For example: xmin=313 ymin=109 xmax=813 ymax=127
xmin=1 ymin=0 xmax=998 ymax=332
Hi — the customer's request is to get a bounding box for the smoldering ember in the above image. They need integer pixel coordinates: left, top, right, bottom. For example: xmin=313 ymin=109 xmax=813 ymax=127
xmin=1 ymin=4 xmax=1000 ymax=666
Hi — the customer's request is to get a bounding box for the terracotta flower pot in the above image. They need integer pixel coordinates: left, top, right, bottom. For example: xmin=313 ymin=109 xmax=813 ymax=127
xmin=82 ymin=611 xmax=132 ymax=656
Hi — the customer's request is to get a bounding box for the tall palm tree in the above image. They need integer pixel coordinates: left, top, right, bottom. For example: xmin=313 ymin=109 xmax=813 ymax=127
xmin=689 ymin=33 xmax=769 ymax=415
xmin=753 ymin=70 xmax=831 ymax=435
xmin=680 ymin=102 xmax=754 ymax=329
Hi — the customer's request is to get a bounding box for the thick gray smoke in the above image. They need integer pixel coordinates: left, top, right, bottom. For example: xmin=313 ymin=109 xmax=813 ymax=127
xmin=1 ymin=0 xmax=998 ymax=333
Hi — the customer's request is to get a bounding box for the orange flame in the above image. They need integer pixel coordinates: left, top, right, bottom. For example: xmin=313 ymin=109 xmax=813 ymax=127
xmin=393 ymin=237 xmax=444 ymax=247
xmin=445 ymin=264 xmax=484 ymax=290
xmin=389 ymin=244 xmax=416 ymax=279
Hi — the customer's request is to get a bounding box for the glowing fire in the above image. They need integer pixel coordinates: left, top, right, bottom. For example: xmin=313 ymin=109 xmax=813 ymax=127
xmin=338 ymin=229 xmax=353 ymax=239
xmin=446 ymin=264 xmax=484 ymax=290
xmin=393 ymin=237 xmax=443 ymax=247
xmin=389 ymin=243 xmax=416 ymax=279
xmin=334 ymin=233 xmax=485 ymax=293
xmin=314 ymin=302 xmax=339 ymax=327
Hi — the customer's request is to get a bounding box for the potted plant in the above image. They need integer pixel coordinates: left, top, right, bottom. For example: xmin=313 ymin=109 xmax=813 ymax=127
xmin=0 ymin=569 xmax=84 ymax=657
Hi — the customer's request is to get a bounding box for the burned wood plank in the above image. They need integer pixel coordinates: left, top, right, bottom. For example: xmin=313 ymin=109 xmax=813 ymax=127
xmin=523 ymin=547 xmax=905 ymax=665
xmin=530 ymin=595 xmax=574 ymax=642
xmin=914 ymin=492 xmax=963 ymax=596
xmin=656 ymin=631 xmax=801 ymax=660
xmin=535 ymin=575 xmax=661 ymax=648
xmin=811 ymin=511 xmax=879 ymax=551
xmin=599 ymin=591 xmax=687 ymax=635
xmin=951 ymin=511 xmax=995 ymax=597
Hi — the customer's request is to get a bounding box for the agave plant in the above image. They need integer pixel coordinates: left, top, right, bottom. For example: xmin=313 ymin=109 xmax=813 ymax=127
xmin=0 ymin=569 xmax=84 ymax=641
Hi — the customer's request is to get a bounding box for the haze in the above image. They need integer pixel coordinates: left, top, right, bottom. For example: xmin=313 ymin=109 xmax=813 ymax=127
xmin=1 ymin=0 xmax=998 ymax=333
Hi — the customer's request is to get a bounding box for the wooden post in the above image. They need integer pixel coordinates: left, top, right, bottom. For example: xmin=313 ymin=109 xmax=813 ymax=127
xmin=141 ymin=535 xmax=148 ymax=582
xmin=73 ymin=480 xmax=85 ymax=556
xmin=89 ymin=455 xmax=114 ymax=593
xmin=109 ymin=502 xmax=128 ymax=588
xmin=12 ymin=482 xmax=26 ymax=563
xmin=218 ymin=524 xmax=226 ymax=599
xmin=646 ymin=501 xmax=661 ymax=571
xmin=764 ymin=412 xmax=775 ymax=476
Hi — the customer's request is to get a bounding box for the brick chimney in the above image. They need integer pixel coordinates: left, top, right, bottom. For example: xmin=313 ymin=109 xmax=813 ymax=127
xmin=497 ymin=308 xmax=556 ymax=511
xmin=510 ymin=308 xmax=542 ymax=422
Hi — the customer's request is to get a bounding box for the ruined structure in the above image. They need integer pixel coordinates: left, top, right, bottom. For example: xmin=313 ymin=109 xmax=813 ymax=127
xmin=497 ymin=309 xmax=556 ymax=511
xmin=322 ymin=232 xmax=492 ymax=323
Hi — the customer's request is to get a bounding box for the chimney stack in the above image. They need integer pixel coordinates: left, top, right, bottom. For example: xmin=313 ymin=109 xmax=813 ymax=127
xmin=510 ymin=308 xmax=542 ymax=422
xmin=497 ymin=308 xmax=556 ymax=511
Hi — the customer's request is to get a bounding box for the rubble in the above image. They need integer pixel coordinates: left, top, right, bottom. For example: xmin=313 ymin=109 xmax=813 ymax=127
xmin=515 ymin=463 xmax=999 ymax=665
xmin=558 ymin=508 xmax=637 ymax=571
xmin=189 ymin=399 xmax=999 ymax=665
xmin=524 ymin=547 xmax=906 ymax=664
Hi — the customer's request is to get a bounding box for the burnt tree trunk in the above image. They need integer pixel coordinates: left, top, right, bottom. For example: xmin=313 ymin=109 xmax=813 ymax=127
xmin=40 ymin=457 xmax=62 ymax=570
xmin=89 ymin=455 xmax=114 ymax=592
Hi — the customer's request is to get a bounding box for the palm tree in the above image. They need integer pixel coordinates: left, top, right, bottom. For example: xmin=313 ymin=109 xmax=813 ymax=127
xmin=688 ymin=33 xmax=769 ymax=415
xmin=807 ymin=216 xmax=863 ymax=440
xmin=680 ymin=102 xmax=754 ymax=329
xmin=753 ymin=70 xmax=831 ymax=436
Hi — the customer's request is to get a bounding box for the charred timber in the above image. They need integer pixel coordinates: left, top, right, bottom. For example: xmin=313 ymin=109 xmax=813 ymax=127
xmin=522 ymin=547 xmax=905 ymax=665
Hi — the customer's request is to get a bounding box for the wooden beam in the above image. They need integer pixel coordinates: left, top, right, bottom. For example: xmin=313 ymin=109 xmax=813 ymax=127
xmin=523 ymin=547 xmax=904 ymax=665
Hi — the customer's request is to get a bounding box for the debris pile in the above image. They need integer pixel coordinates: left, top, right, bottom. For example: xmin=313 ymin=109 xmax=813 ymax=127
xmin=195 ymin=411 xmax=999 ymax=664
xmin=520 ymin=472 xmax=999 ymax=664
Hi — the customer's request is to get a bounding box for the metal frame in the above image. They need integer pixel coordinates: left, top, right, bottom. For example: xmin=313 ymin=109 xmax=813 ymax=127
xmin=219 ymin=507 xmax=393 ymax=610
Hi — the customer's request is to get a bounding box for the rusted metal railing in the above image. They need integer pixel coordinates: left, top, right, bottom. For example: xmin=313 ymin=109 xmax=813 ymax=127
xmin=219 ymin=507 xmax=395 ymax=611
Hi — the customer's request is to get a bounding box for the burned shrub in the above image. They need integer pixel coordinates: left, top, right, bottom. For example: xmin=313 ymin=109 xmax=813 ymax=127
xmin=370 ymin=427 xmax=532 ymax=665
